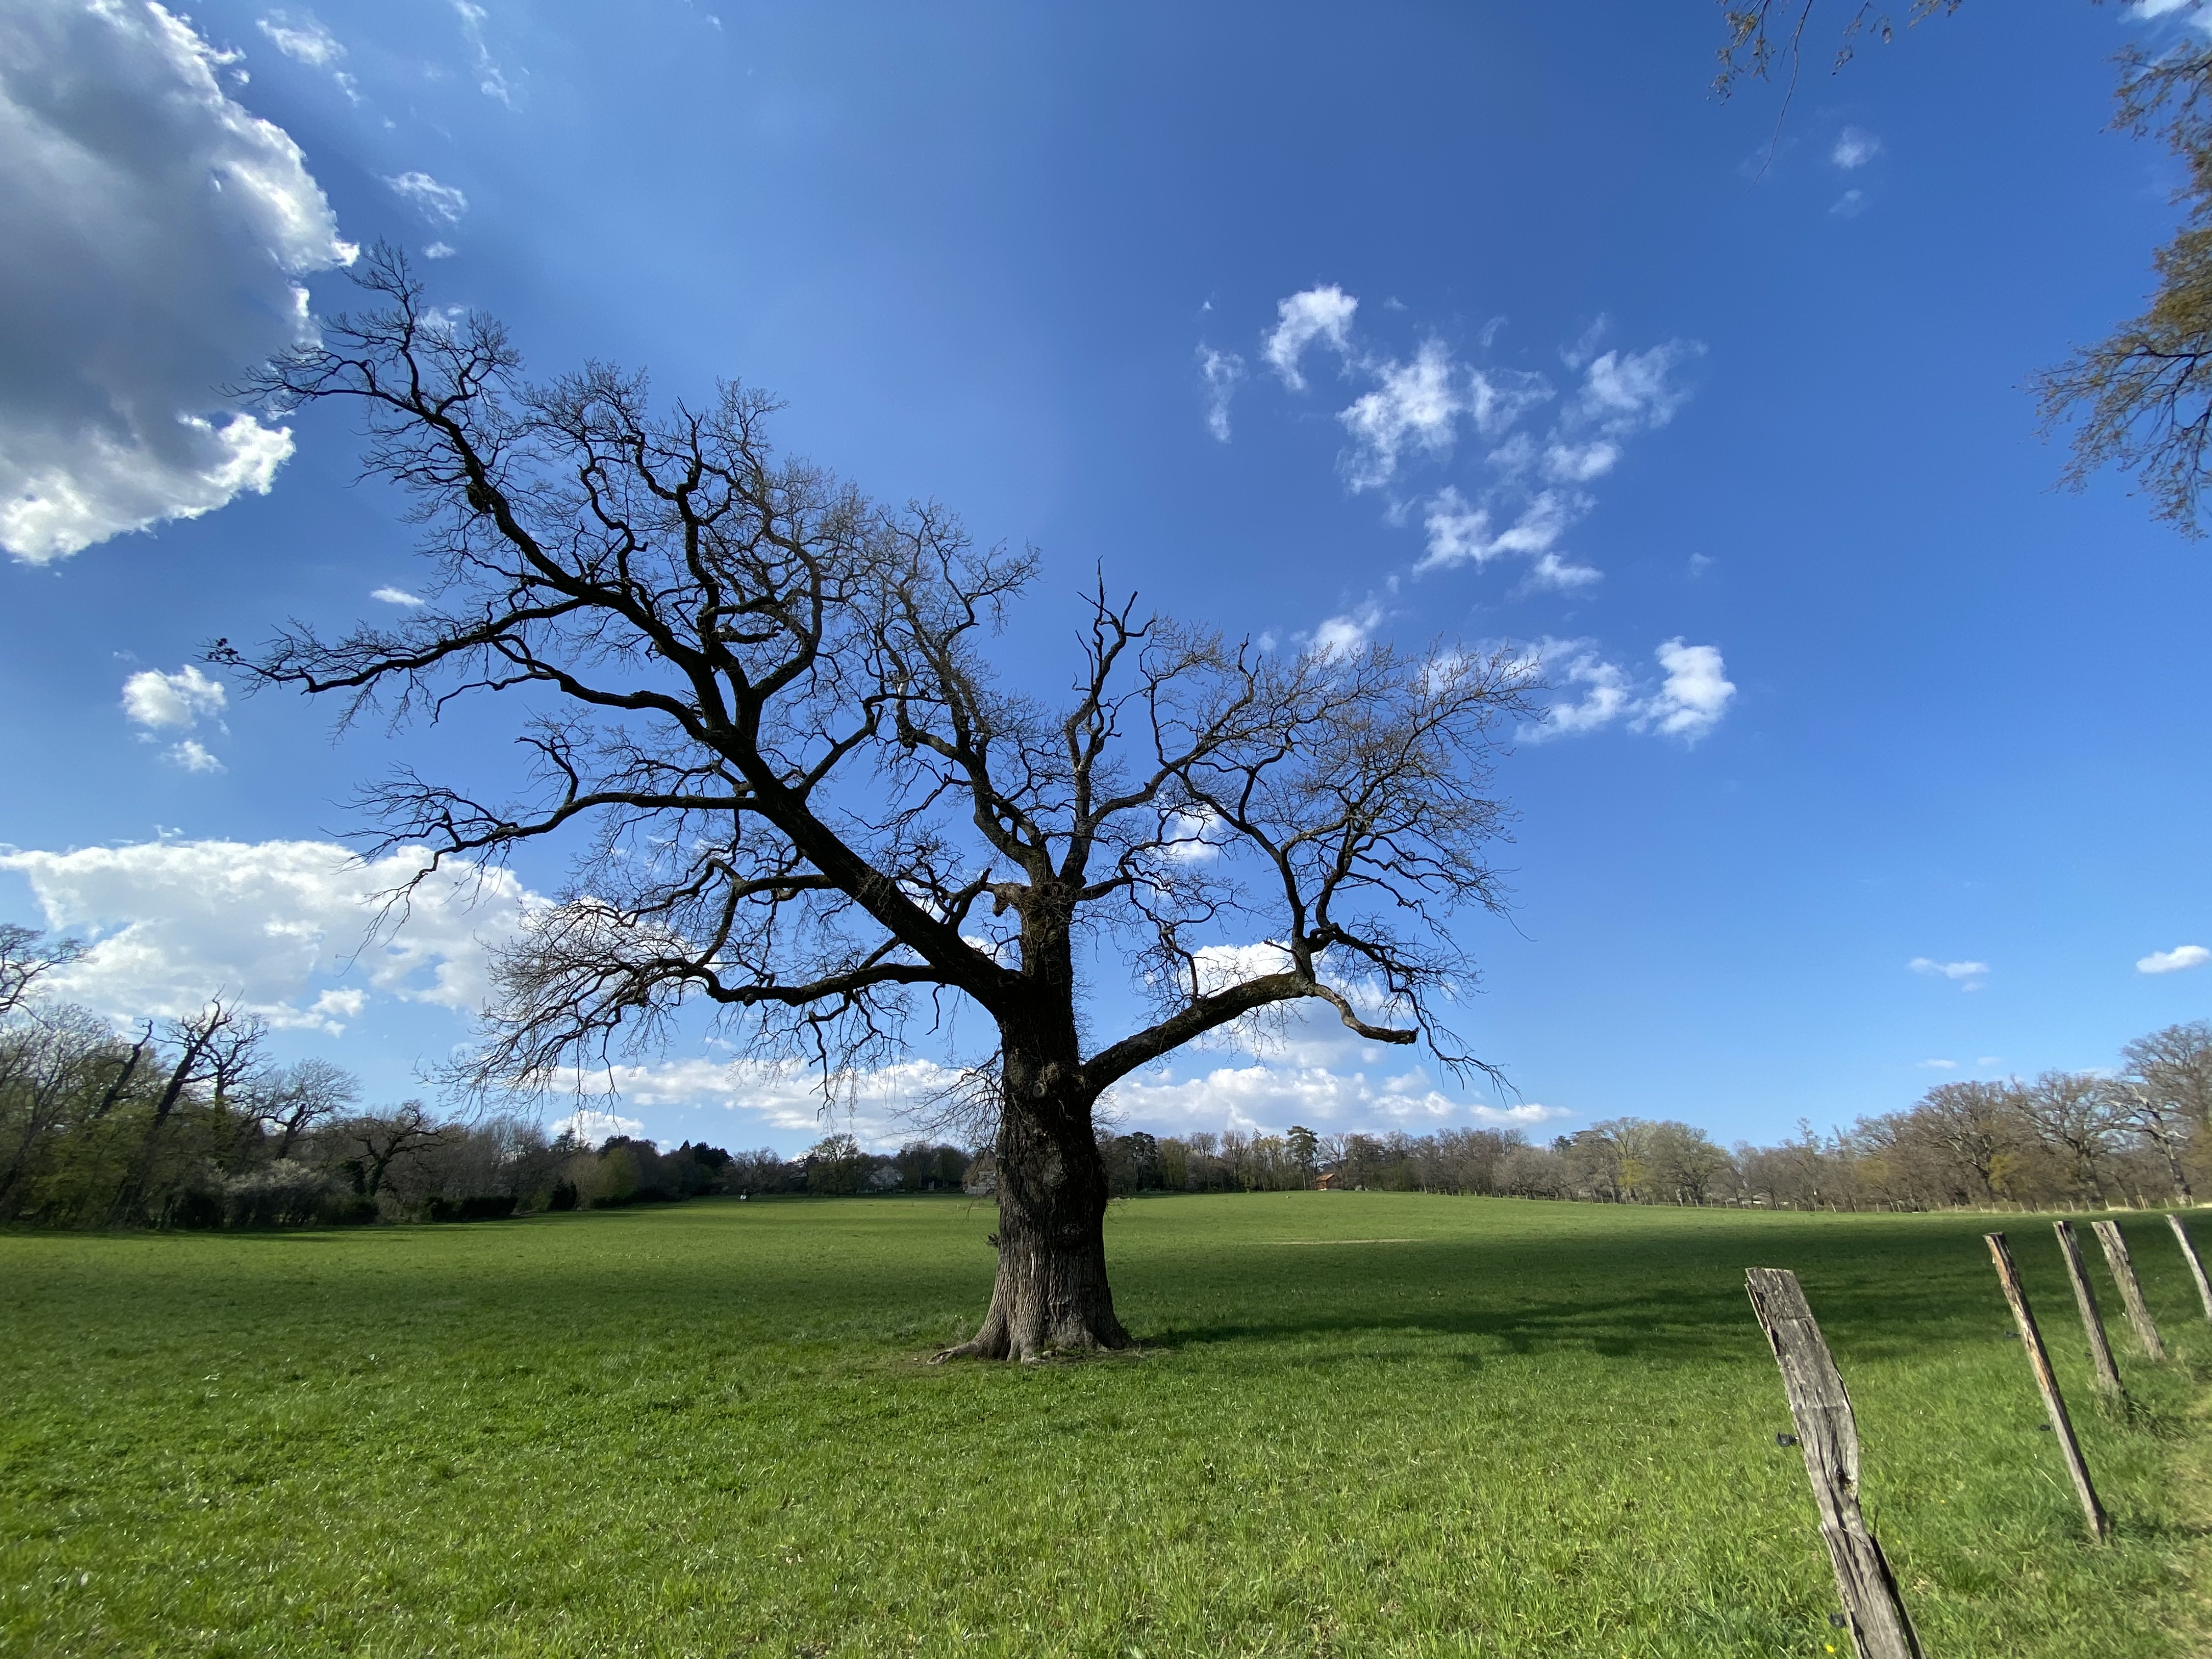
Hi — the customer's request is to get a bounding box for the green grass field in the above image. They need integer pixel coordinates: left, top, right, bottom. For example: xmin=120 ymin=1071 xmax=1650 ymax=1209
xmin=1 ymin=1194 xmax=2206 ymax=1658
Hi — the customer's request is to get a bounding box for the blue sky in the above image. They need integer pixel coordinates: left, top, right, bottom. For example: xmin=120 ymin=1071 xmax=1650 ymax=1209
xmin=5 ymin=0 xmax=2211 ymax=1154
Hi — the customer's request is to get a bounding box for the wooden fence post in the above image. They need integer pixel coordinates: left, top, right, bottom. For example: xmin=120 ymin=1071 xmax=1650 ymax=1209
xmin=2052 ymin=1221 xmax=2126 ymax=1402
xmin=2091 ymin=1219 xmax=2166 ymax=1361
xmin=2169 ymin=1215 xmax=2212 ymax=1323
xmin=1744 ymin=1268 xmax=1924 ymax=1659
xmin=1985 ymin=1233 xmax=2108 ymax=1541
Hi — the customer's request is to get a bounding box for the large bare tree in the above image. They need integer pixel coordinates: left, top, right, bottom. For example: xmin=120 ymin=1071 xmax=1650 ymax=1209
xmin=221 ymin=251 xmax=1533 ymax=1359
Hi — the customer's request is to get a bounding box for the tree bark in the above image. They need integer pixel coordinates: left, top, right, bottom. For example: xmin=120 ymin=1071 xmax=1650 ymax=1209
xmin=935 ymin=1013 xmax=1132 ymax=1362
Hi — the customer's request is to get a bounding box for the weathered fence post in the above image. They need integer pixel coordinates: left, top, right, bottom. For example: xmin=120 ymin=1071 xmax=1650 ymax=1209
xmin=1744 ymin=1268 xmax=1924 ymax=1659
xmin=2169 ymin=1214 xmax=2212 ymax=1323
xmin=2091 ymin=1219 xmax=2165 ymax=1361
xmin=2052 ymin=1221 xmax=2126 ymax=1402
xmin=1984 ymin=1233 xmax=2108 ymax=1541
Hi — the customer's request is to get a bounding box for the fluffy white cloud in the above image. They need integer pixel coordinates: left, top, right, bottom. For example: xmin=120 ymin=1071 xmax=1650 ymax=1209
xmin=1524 ymin=639 xmax=1637 ymax=740
xmin=1311 ymin=600 xmax=1385 ymax=661
xmin=371 ymin=585 xmax=425 ymax=606
xmin=1103 ymin=1061 xmax=1566 ymax=1136
xmin=560 ymin=1054 xmax=972 ymax=1151
xmin=121 ymin=664 xmax=227 ymax=729
xmin=1831 ymin=127 xmax=1881 ymax=170
xmin=422 ymin=241 xmax=456 ymax=259
xmin=562 ymin=1043 xmax=1560 ymax=1150
xmin=2137 ymin=944 xmax=2210 ymax=974
xmin=0 ymin=0 xmax=354 ymax=563
xmin=168 ymin=737 xmax=225 ymax=774
xmin=1637 ymin=638 xmax=1735 ymax=743
xmin=1197 ymin=346 xmax=1245 ymax=442
xmin=1263 ymin=285 xmax=1357 ymax=390
xmin=383 ymin=170 xmax=468 ymax=225
xmin=256 ymin=10 xmax=341 ymax=67
xmin=0 ymin=839 xmax=539 ymax=1031
xmin=1516 ymin=637 xmax=1734 ymax=743
xmin=549 ymin=1107 xmax=646 ymax=1147
xmin=1909 ymin=957 xmax=1988 ymax=991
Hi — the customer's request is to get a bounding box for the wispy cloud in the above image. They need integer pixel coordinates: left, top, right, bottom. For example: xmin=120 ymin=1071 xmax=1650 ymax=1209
xmin=1910 ymin=957 xmax=1988 ymax=991
xmin=383 ymin=171 xmax=468 ymax=225
xmin=2137 ymin=944 xmax=2210 ymax=974
xmin=1197 ymin=346 xmax=1245 ymax=442
xmin=1831 ymin=126 xmax=1881 ymax=170
xmin=371 ymin=585 xmax=425 ymax=607
xmin=257 ymin=10 xmax=342 ymax=67
xmin=453 ymin=1 xmax=517 ymax=108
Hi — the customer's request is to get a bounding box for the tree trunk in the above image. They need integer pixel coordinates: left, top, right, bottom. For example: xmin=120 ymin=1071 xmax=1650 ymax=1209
xmin=935 ymin=1037 xmax=1130 ymax=1363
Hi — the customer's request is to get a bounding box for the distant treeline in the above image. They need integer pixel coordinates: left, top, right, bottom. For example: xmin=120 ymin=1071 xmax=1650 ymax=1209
xmin=4 ymin=923 xmax=2206 ymax=1225
xmin=1096 ymin=1019 xmax=2211 ymax=1211
xmin=0 ymin=926 xmax=973 ymax=1228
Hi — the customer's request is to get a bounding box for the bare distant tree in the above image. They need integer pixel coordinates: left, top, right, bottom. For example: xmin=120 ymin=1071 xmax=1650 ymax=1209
xmin=221 ymin=250 xmax=1534 ymax=1358
xmin=0 ymin=924 xmax=82 ymax=1020
xmin=338 ymin=1101 xmax=448 ymax=1198
xmin=2114 ymin=1019 xmax=2212 ymax=1201
xmin=247 ymin=1059 xmax=362 ymax=1159
xmin=2012 ymin=1070 xmax=2122 ymax=1205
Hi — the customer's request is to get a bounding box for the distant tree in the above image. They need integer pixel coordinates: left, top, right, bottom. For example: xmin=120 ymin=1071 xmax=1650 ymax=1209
xmin=2012 ymin=1070 xmax=2123 ymax=1205
xmin=247 ymin=1059 xmax=361 ymax=1159
xmin=2115 ymin=1019 xmax=2212 ymax=1201
xmin=226 ymin=252 xmax=1534 ymax=1359
xmin=1286 ymin=1124 xmax=1319 ymax=1185
xmin=805 ymin=1133 xmax=868 ymax=1197
xmin=0 ymin=924 xmax=82 ymax=1019
xmin=1716 ymin=2 xmax=2212 ymax=533
xmin=336 ymin=1101 xmax=448 ymax=1198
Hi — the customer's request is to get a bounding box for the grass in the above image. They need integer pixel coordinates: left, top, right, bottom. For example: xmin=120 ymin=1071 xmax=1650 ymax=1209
xmin=1 ymin=1194 xmax=2207 ymax=1658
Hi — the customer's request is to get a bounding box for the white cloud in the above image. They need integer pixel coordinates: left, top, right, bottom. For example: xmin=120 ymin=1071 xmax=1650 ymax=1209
xmin=421 ymin=241 xmax=456 ymax=260
xmin=1571 ymin=343 xmax=1699 ymax=435
xmin=0 ymin=838 xmax=540 ymax=1031
xmin=550 ymin=1107 xmax=645 ymax=1147
xmin=256 ymin=10 xmax=341 ymax=67
xmin=168 ymin=737 xmax=224 ymax=773
xmin=1918 ymin=1058 xmax=1958 ymax=1070
xmin=1197 ymin=346 xmax=1245 ymax=442
xmin=1542 ymin=439 xmax=1620 ymax=483
xmin=1524 ymin=639 xmax=1637 ymax=740
xmin=1635 ymin=639 xmax=1735 ymax=743
xmin=452 ymin=1 xmax=517 ymax=107
xmin=1830 ymin=189 xmax=1867 ymax=218
xmin=1909 ymin=957 xmax=1988 ymax=991
xmin=383 ymin=170 xmax=468 ymax=225
xmin=0 ymin=0 xmax=353 ymax=564
xmin=1516 ymin=637 xmax=1733 ymax=743
xmin=371 ymin=585 xmax=425 ymax=606
xmin=1263 ymin=285 xmax=1357 ymax=390
xmin=2137 ymin=944 xmax=2210 ymax=974
xmin=1103 ymin=1060 xmax=1567 ymax=1136
xmin=1831 ymin=127 xmax=1882 ymax=170
xmin=1339 ymin=342 xmax=1549 ymax=492
xmin=121 ymin=664 xmax=227 ymax=729
xmin=1311 ymin=600 xmax=1385 ymax=661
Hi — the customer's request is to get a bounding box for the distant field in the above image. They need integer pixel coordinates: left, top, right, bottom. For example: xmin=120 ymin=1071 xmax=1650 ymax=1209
xmin=1 ymin=1195 xmax=2205 ymax=1658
